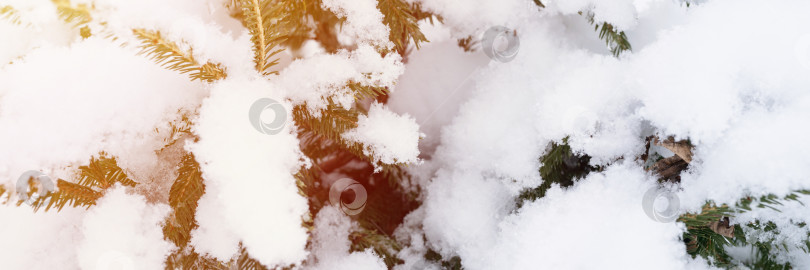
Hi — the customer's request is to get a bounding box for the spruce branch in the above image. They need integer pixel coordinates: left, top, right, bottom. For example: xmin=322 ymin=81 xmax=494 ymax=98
xmin=163 ymin=154 xmax=206 ymax=248
xmin=76 ymin=155 xmax=137 ymax=189
xmin=377 ymin=0 xmax=428 ymax=54
xmin=292 ymin=103 xmax=360 ymax=145
xmin=350 ymin=227 xmax=403 ymax=268
xmin=132 ymin=28 xmax=228 ymax=82
xmin=582 ymin=11 xmax=632 ymax=57
xmin=16 ymin=155 xmax=137 ymax=212
xmin=51 ymin=0 xmax=91 ymax=26
xmin=517 ymin=137 xmax=598 ymax=208
xmin=237 ymin=0 xmax=290 ymax=75
xmin=348 ymin=81 xmax=390 ymax=100
xmin=231 ymin=245 xmax=270 ymax=270
xmin=32 ymin=179 xmax=102 ymax=212
xmin=679 ymin=190 xmax=810 ymax=268
xmin=0 ymin=5 xmax=26 ymax=26
xmin=165 ymin=248 xmax=228 ymax=270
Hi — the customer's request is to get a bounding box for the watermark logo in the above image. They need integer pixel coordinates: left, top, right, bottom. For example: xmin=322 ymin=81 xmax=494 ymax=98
xmin=248 ymin=98 xmax=287 ymax=135
xmin=482 ymin=26 xmax=520 ymax=63
xmin=94 ymin=250 xmax=134 ymax=270
xmin=329 ymin=178 xmax=367 ymax=216
xmin=642 ymin=186 xmax=680 ymax=223
xmin=16 ymin=170 xmax=55 ymax=205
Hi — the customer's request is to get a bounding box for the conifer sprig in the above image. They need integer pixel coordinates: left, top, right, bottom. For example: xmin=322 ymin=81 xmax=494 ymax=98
xmin=163 ymin=154 xmax=206 ymax=248
xmin=165 ymin=248 xmax=228 ymax=270
xmin=377 ymin=0 xmax=429 ymax=54
xmin=348 ymin=81 xmax=390 ymax=100
xmin=34 ymin=179 xmax=103 ymax=212
xmin=583 ymin=12 xmax=632 ymax=57
xmin=132 ymin=28 xmax=228 ymax=82
xmin=0 ymin=5 xmax=25 ymax=26
xmin=20 ymin=155 xmax=137 ymax=212
xmin=51 ymin=0 xmax=91 ymax=25
xmin=237 ymin=0 xmax=289 ymax=75
xmin=680 ymin=190 xmax=810 ymax=268
xmin=76 ymin=155 xmax=137 ymax=189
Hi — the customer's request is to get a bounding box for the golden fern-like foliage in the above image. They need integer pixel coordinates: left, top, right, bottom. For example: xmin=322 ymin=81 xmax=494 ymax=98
xmin=33 ymin=179 xmax=102 ymax=212
xmin=51 ymin=0 xmax=91 ymax=25
xmin=18 ymin=155 xmax=137 ymax=212
xmin=237 ymin=0 xmax=290 ymax=75
xmin=75 ymin=155 xmax=137 ymax=189
xmin=132 ymin=28 xmax=228 ymax=82
xmin=164 ymin=248 xmax=228 ymax=270
xmin=377 ymin=0 xmax=429 ymax=54
xmin=51 ymin=0 xmax=93 ymax=38
xmin=0 ymin=5 xmax=25 ymax=25
xmin=231 ymin=245 xmax=270 ymax=270
xmin=348 ymin=81 xmax=390 ymax=101
xmin=350 ymin=227 xmax=402 ymax=268
xmin=163 ymin=154 xmax=205 ymax=248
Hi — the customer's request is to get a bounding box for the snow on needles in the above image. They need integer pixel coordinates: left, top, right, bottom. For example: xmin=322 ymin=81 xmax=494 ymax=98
xmin=322 ymin=0 xmax=391 ymax=48
xmin=3 ymin=0 xmax=810 ymax=269
xmin=343 ymin=102 xmax=423 ymax=168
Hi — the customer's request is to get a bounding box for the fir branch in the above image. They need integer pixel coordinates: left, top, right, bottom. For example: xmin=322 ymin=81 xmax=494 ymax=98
xmin=132 ymin=28 xmax=228 ymax=82
xmin=237 ymin=0 xmax=290 ymax=75
xmin=679 ymin=191 xmax=810 ymax=267
xmin=165 ymin=248 xmax=228 ymax=270
xmin=583 ymin=11 xmax=632 ymax=57
xmin=517 ymin=137 xmax=597 ymax=208
xmin=52 ymin=0 xmax=91 ymax=25
xmin=292 ymin=103 xmax=359 ymax=144
xmin=163 ymin=154 xmax=206 ymax=248
xmin=1 ymin=5 xmax=26 ymax=26
xmin=377 ymin=0 xmax=428 ymax=54
xmin=293 ymin=103 xmax=403 ymax=169
xmin=76 ymin=155 xmax=137 ymax=189
xmin=33 ymin=179 xmax=102 ymax=212
xmin=231 ymin=245 xmax=269 ymax=270
xmin=158 ymin=110 xmax=195 ymax=152
xmin=348 ymin=81 xmax=390 ymax=100
xmin=350 ymin=227 xmax=403 ymax=268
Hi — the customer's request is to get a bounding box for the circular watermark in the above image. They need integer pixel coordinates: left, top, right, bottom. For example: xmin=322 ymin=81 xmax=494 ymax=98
xmin=16 ymin=170 xmax=55 ymax=205
xmin=641 ymin=186 xmax=680 ymax=223
xmin=329 ymin=178 xmax=367 ymax=216
xmin=481 ymin=26 xmax=520 ymax=63
xmin=248 ymin=98 xmax=287 ymax=135
xmin=94 ymin=250 xmax=134 ymax=270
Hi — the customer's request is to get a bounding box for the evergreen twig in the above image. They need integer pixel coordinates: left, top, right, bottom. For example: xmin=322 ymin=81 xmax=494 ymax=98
xmin=582 ymin=11 xmax=632 ymax=57
xmin=377 ymin=0 xmax=428 ymax=54
xmin=0 ymin=5 xmax=25 ymax=26
xmin=132 ymin=28 xmax=228 ymax=82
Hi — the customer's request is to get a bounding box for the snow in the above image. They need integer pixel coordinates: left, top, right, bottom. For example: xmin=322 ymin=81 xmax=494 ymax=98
xmin=275 ymin=44 xmax=404 ymax=113
xmin=188 ymin=79 xmax=309 ymax=266
xmin=323 ymin=0 xmax=391 ymax=48
xmin=0 ymin=37 xmax=204 ymax=187
xmin=307 ymin=206 xmax=387 ymax=270
xmin=77 ymin=186 xmax=173 ymax=270
xmin=3 ymin=0 xmax=810 ymax=269
xmin=343 ymin=102 xmax=422 ymax=167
